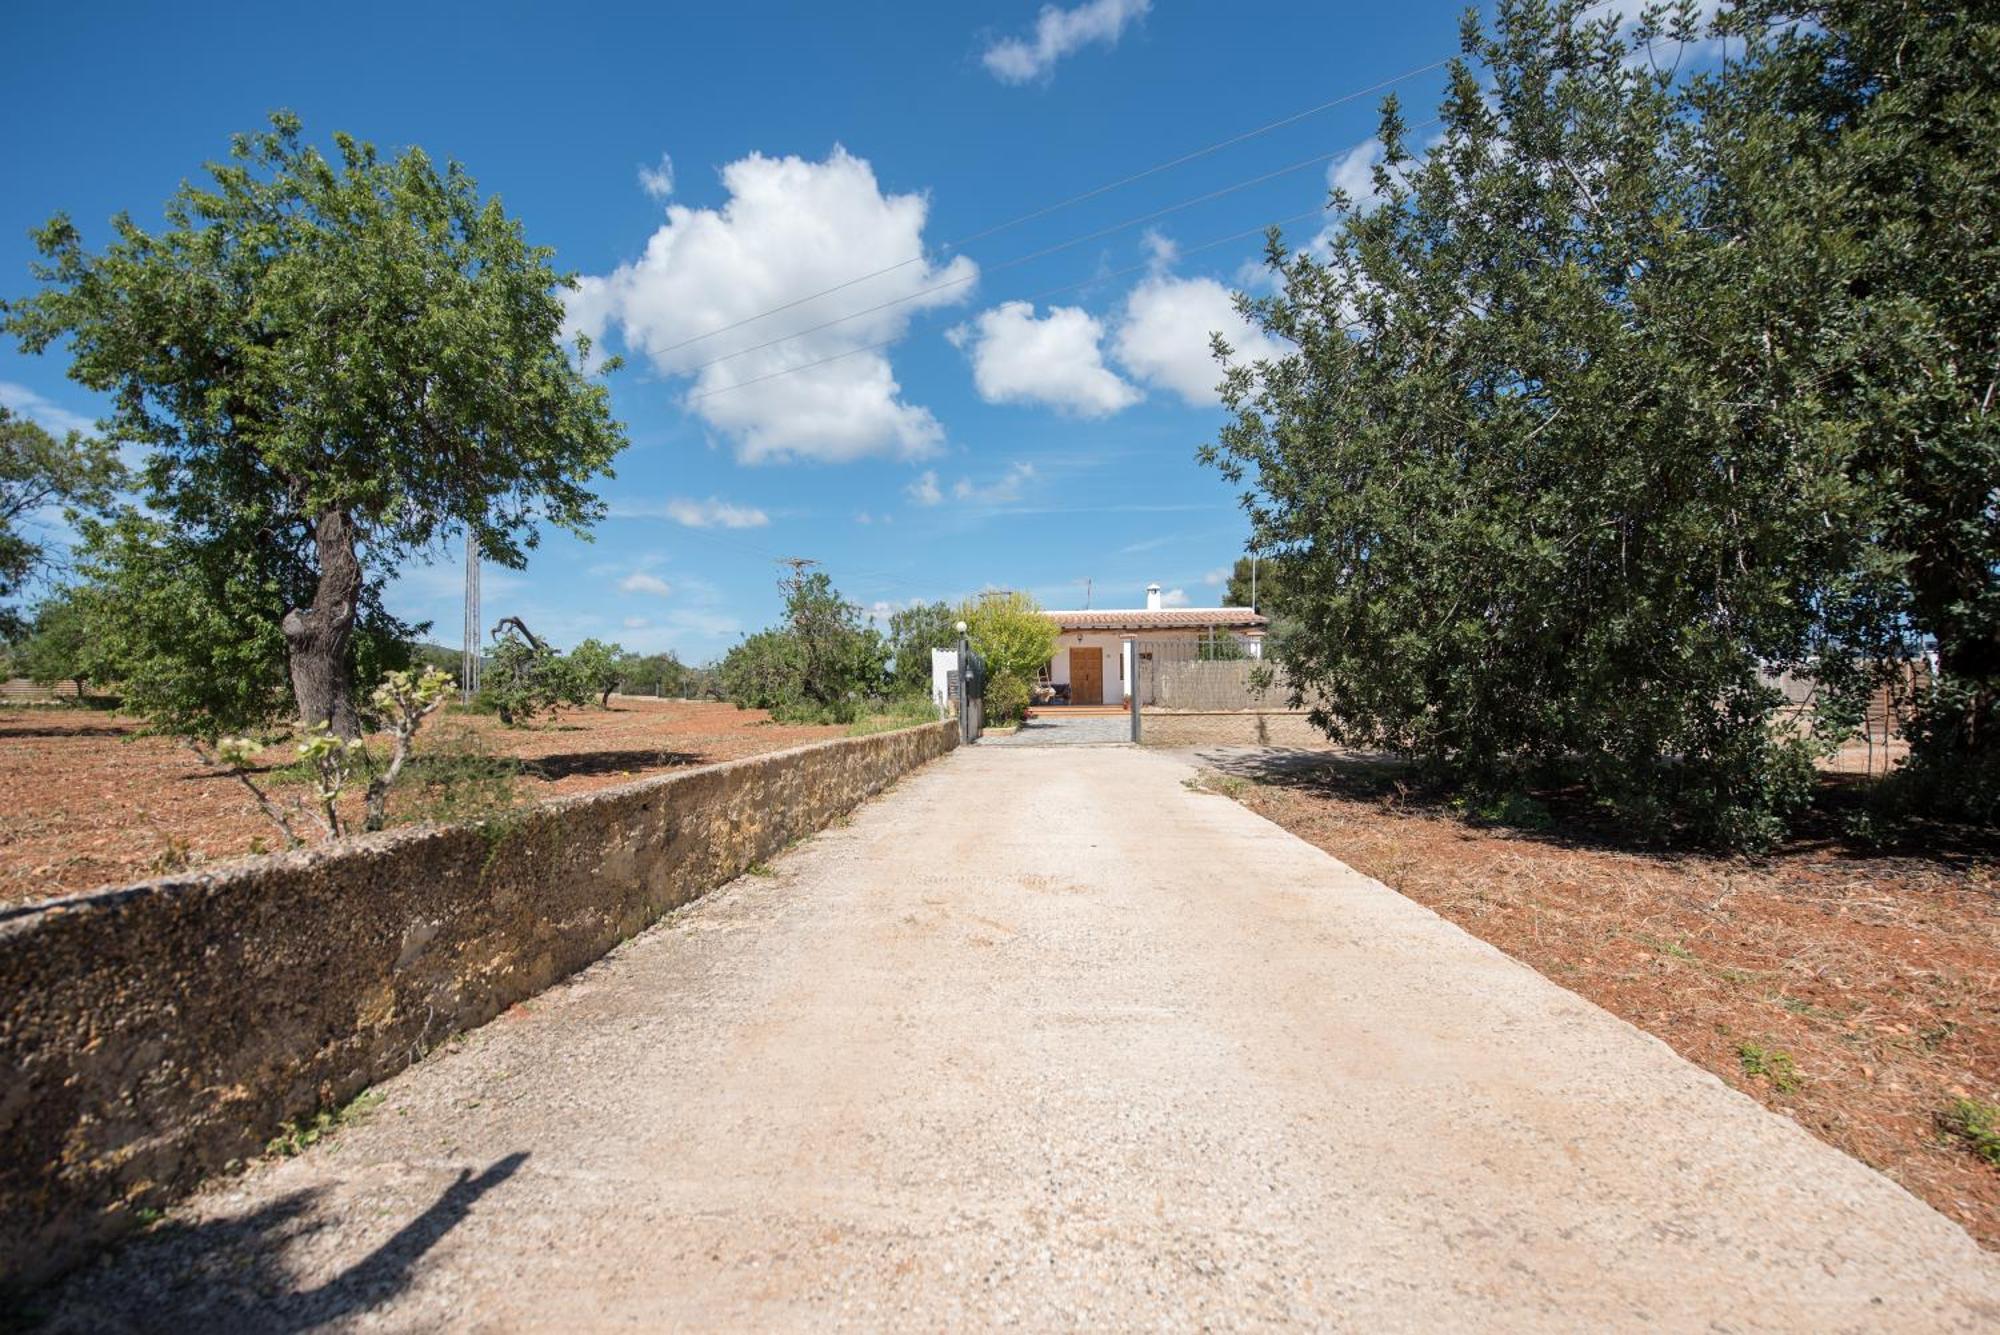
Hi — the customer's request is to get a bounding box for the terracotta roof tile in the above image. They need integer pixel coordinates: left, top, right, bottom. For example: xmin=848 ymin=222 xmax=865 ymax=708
xmin=1043 ymin=607 xmax=1268 ymax=631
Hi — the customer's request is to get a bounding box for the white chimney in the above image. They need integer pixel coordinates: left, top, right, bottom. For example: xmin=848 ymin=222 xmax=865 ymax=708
xmin=1146 ymin=582 xmax=1162 ymax=611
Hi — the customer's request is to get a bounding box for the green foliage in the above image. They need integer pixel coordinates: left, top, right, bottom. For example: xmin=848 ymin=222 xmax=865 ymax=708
xmin=1195 ymin=626 xmax=1246 ymax=661
xmin=13 ymin=590 xmax=96 ymax=695
xmin=394 ymin=724 xmax=521 ymax=826
xmin=409 ymin=642 xmax=465 ymax=686
xmin=986 ymin=671 xmax=1031 ymax=725
xmin=1706 ymin=1 xmax=2000 ymax=800
xmin=718 ymin=629 xmax=805 ymax=712
xmin=887 ymin=600 xmax=959 ymax=694
xmin=265 ymin=1088 xmax=384 ymax=1158
xmin=0 ymin=406 xmax=125 ymax=639
xmin=844 ymin=695 xmax=943 ymax=737
xmin=1204 ymin=0 xmax=1940 ymax=849
xmin=480 ymin=630 xmax=588 ymax=726
xmin=1221 ymin=554 xmax=1285 ymax=616
xmin=1737 ymin=1043 xmax=1802 ymax=1094
xmin=1939 ymin=1097 xmax=2000 ymax=1167
xmin=718 ymin=570 xmax=889 ymax=723
xmin=567 ymin=637 xmax=624 ymax=706
xmin=4 ymin=111 xmax=624 ymax=732
xmin=960 ymin=591 xmax=1057 ymax=689
xmin=612 ymin=649 xmax=689 ymax=698
xmin=58 ymin=510 xmax=416 ymax=739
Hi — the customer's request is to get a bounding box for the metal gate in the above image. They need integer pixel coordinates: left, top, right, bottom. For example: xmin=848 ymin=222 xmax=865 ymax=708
xmin=956 ymin=639 xmax=986 ymax=744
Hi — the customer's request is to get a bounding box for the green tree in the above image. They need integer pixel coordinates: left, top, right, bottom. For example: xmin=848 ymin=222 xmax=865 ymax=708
xmin=568 ymin=637 xmax=624 ymax=707
xmin=64 ymin=509 xmax=417 ymax=738
xmin=887 ymin=600 xmax=958 ymax=696
xmin=960 ymin=591 xmax=1057 ymax=690
xmin=718 ymin=630 xmax=805 ymax=713
xmin=777 ymin=568 xmax=888 ymax=720
xmin=1220 ymin=555 xmax=1285 ymax=616
xmin=614 ymin=650 xmax=688 ymax=698
xmin=1205 ymin=0 xmax=1846 ymax=848
xmin=14 ymin=589 xmax=95 ymax=697
xmin=0 ymin=407 xmax=124 ymax=639
xmin=481 ymin=625 xmax=588 ymax=726
xmin=4 ymin=112 xmax=624 ymax=736
xmin=1698 ymin=1 xmax=2000 ymax=817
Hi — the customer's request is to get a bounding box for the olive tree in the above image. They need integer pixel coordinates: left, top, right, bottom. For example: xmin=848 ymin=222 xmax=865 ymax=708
xmin=4 ymin=112 xmax=624 ymax=736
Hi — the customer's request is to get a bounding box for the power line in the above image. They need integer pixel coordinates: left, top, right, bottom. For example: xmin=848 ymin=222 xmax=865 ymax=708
xmin=686 ymin=203 xmax=1334 ymax=402
xmin=680 ymin=149 xmax=1361 ymax=378
xmin=643 ymin=62 xmax=1464 ymax=361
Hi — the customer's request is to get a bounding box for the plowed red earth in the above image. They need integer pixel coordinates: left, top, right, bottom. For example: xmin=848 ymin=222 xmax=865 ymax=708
xmin=1221 ymin=758 xmax=2000 ymax=1250
xmin=0 ymin=700 xmax=845 ymax=907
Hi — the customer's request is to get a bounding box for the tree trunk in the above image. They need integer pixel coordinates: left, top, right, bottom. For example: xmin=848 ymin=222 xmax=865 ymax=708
xmin=282 ymin=507 xmax=364 ymax=738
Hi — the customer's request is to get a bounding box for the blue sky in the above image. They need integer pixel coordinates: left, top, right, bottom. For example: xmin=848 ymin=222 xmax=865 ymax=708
xmin=1 ymin=0 xmax=1465 ymax=662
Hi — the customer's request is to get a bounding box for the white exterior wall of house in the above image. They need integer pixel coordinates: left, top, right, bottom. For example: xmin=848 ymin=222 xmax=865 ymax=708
xmin=1045 ymin=631 xmax=1136 ymax=703
xmin=1044 ymin=629 xmax=1262 ymax=704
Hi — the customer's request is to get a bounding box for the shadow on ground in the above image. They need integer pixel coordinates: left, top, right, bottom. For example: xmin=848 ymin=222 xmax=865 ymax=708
xmin=522 ymin=749 xmax=708 ymax=781
xmin=25 ymin=1154 xmax=527 ymax=1333
xmin=1189 ymin=744 xmax=2000 ymax=868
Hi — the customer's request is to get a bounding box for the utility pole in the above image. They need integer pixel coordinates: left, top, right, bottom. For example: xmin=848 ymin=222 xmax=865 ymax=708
xmin=461 ymin=529 xmax=481 ymax=703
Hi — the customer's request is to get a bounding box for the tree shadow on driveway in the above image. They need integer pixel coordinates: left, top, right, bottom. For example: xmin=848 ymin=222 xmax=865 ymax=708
xmin=31 ymin=1153 xmax=528 ymax=1333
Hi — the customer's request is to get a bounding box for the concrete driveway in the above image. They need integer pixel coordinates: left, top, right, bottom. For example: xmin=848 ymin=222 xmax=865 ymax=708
xmin=977 ymin=710 xmax=1131 ymax=745
xmin=39 ymin=746 xmax=2000 ymax=1331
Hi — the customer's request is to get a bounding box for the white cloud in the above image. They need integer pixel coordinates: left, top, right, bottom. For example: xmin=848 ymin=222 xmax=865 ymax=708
xmin=949 ymin=301 xmax=1139 ymax=417
xmin=1328 ymin=138 xmax=1385 ymax=211
xmin=951 ymin=461 xmax=1036 ymax=506
xmin=1202 ymin=565 xmax=1230 ymax=586
xmin=619 ymin=571 xmax=673 ymax=597
xmin=622 ymin=615 xmax=651 ymax=629
xmin=1112 ymin=273 xmax=1288 ymax=406
xmin=906 ymin=470 xmax=943 ymax=506
xmin=983 ymin=0 xmax=1151 ymax=83
xmin=638 ymin=153 xmax=675 ymax=200
xmin=0 ymin=381 xmax=95 ymax=436
xmin=1160 ymin=587 xmax=1191 ymax=608
xmin=660 ymin=496 xmax=769 ymax=529
xmin=571 ymin=147 xmax=976 ymax=464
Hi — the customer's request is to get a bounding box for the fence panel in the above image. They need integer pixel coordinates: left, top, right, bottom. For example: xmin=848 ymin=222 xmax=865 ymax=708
xmin=1134 ymin=638 xmax=1291 ymax=710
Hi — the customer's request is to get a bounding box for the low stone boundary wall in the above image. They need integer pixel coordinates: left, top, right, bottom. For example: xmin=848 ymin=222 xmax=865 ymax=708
xmin=0 ymin=720 xmax=957 ymax=1289
xmin=1140 ymin=710 xmax=1326 ymax=749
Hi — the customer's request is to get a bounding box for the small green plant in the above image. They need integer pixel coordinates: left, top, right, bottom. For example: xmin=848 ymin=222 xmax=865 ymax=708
xmin=1634 ymin=933 xmax=1695 ymax=962
xmin=745 ymin=861 xmax=776 ymax=878
xmin=1738 ymin=1042 xmax=1802 ymax=1093
xmin=399 ymin=725 xmax=522 ymax=825
xmin=1938 ymin=1098 xmax=2000 ymax=1166
xmin=147 ymin=835 xmax=205 ymax=875
xmin=265 ymin=1089 xmax=385 ymax=1158
xmin=205 ymin=665 xmax=456 ymax=846
xmin=1184 ymin=771 xmax=1250 ymax=800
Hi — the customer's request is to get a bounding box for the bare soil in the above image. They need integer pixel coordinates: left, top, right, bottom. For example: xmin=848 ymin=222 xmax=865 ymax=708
xmin=0 ymin=700 xmax=846 ymax=906
xmin=1204 ymin=751 xmax=2000 ymax=1250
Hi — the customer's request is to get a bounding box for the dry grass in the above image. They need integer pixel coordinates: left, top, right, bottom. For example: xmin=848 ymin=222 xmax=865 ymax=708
xmin=1212 ymin=754 xmax=2000 ymax=1250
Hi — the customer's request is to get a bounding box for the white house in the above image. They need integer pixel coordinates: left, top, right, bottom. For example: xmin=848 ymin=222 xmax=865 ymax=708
xmin=1039 ymin=583 xmax=1266 ymax=706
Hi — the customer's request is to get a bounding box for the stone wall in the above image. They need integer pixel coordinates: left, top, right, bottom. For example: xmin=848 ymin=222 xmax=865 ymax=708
xmin=0 ymin=721 xmax=957 ymax=1289
xmin=1139 ymin=710 xmax=1327 ymax=749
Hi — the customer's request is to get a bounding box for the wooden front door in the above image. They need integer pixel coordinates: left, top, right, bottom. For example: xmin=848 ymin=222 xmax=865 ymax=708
xmin=1069 ymin=647 xmax=1103 ymax=705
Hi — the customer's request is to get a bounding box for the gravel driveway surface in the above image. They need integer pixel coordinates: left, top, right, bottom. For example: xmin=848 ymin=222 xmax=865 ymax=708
xmin=37 ymin=745 xmax=2000 ymax=1331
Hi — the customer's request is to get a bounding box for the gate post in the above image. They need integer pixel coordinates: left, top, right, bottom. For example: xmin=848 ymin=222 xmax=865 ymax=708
xmin=957 ymin=623 xmax=972 ymax=745
xmin=1125 ymin=636 xmax=1141 ymax=744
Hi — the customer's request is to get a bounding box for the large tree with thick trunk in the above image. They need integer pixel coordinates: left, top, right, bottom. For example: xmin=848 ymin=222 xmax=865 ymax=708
xmin=4 ymin=113 xmax=624 ymax=736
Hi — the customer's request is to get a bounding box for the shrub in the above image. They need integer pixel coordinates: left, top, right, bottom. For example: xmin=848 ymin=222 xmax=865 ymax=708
xmin=960 ymin=591 xmax=1057 ymax=688
xmin=986 ymin=672 xmax=1031 ymax=725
